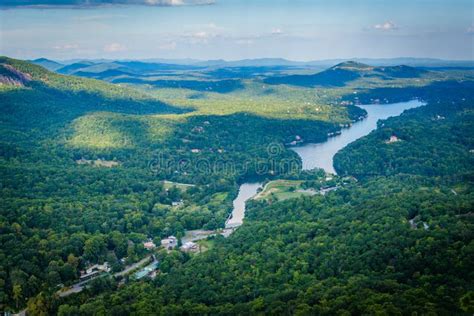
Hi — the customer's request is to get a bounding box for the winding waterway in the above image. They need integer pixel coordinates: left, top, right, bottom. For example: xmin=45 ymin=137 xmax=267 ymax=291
xmin=225 ymin=99 xmax=424 ymax=230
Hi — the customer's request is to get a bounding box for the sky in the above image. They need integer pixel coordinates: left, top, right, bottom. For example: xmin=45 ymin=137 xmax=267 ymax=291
xmin=0 ymin=0 xmax=473 ymax=61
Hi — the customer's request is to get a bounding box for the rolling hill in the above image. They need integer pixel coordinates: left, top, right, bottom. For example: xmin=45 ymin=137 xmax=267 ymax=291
xmin=30 ymin=57 xmax=64 ymax=71
xmin=0 ymin=56 xmax=186 ymax=136
xmin=263 ymin=61 xmax=428 ymax=87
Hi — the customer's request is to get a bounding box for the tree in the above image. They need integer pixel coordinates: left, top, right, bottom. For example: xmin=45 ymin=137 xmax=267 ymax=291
xmin=58 ymin=304 xmax=80 ymax=316
xmin=460 ymin=292 xmax=474 ymax=313
xmin=26 ymin=292 xmax=51 ymax=316
xmin=12 ymin=284 xmax=22 ymax=309
xmin=83 ymin=236 xmax=107 ymax=262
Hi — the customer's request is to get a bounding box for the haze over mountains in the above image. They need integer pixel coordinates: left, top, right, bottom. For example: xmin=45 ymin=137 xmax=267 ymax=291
xmin=32 ymin=57 xmax=474 ymax=73
xmin=27 ymin=56 xmax=472 ymax=94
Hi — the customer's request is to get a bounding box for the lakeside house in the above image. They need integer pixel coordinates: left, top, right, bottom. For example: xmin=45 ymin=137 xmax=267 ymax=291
xmin=386 ymin=135 xmax=401 ymax=144
xmin=161 ymin=236 xmax=177 ymax=250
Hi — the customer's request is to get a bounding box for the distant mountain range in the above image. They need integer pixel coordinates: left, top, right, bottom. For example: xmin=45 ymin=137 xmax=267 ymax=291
xmin=31 ymin=57 xmax=474 ymax=73
xmin=263 ymin=61 xmax=429 ymax=87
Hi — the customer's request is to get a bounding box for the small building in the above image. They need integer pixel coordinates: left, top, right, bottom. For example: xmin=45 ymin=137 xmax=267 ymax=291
xmin=192 ymin=126 xmax=204 ymax=133
xmin=172 ymin=200 xmax=184 ymax=207
xmin=143 ymin=240 xmax=156 ymax=250
xmin=386 ymin=135 xmax=400 ymax=144
xmin=181 ymin=241 xmax=199 ymax=253
xmin=80 ymin=262 xmax=110 ymax=281
xmin=86 ymin=262 xmax=110 ymax=274
xmin=161 ymin=236 xmax=177 ymax=250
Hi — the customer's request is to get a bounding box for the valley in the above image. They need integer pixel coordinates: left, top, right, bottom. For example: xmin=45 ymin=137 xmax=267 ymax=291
xmin=0 ymin=56 xmax=473 ymax=315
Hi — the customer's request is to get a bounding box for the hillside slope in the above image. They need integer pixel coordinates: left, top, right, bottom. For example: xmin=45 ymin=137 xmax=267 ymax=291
xmin=263 ymin=61 xmax=428 ymax=87
xmin=0 ymin=57 xmax=185 ymax=130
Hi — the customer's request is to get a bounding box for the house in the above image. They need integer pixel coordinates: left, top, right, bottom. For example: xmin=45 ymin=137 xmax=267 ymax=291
xmin=181 ymin=241 xmax=199 ymax=253
xmin=192 ymin=126 xmax=204 ymax=133
xmin=86 ymin=262 xmax=110 ymax=274
xmin=143 ymin=240 xmax=156 ymax=250
xmin=172 ymin=200 xmax=184 ymax=207
xmin=161 ymin=236 xmax=177 ymax=250
xmin=386 ymin=135 xmax=400 ymax=144
xmin=80 ymin=262 xmax=110 ymax=281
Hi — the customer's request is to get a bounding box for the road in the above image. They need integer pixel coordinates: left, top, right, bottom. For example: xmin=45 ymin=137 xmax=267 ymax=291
xmin=57 ymin=256 xmax=152 ymax=297
xmin=114 ymin=256 xmax=151 ymax=278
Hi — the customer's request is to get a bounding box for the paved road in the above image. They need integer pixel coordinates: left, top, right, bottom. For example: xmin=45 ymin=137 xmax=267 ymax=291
xmin=57 ymin=256 xmax=152 ymax=297
xmin=114 ymin=256 xmax=151 ymax=278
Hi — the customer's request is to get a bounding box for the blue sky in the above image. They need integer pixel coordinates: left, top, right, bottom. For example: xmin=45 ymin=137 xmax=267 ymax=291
xmin=1 ymin=0 xmax=473 ymax=61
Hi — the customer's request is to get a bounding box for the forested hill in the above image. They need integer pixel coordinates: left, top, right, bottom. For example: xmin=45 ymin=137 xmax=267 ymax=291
xmin=0 ymin=56 xmax=185 ymax=120
xmin=1 ymin=56 xmax=473 ymax=314
xmin=47 ymin=81 xmax=474 ymax=313
xmin=0 ymin=57 xmax=354 ymax=313
xmin=263 ymin=61 xmax=428 ymax=87
xmin=334 ymin=99 xmax=474 ymax=178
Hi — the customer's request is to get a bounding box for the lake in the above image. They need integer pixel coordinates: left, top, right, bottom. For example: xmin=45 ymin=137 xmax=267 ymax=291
xmin=225 ymin=182 xmax=263 ymax=228
xmin=226 ymin=99 xmax=424 ymax=230
xmin=291 ymin=99 xmax=424 ymax=173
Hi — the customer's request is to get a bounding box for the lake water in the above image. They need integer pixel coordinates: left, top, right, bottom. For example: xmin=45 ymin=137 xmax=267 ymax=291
xmin=291 ymin=100 xmax=424 ymax=173
xmin=226 ymin=99 xmax=424 ymax=230
xmin=225 ymin=182 xmax=263 ymax=228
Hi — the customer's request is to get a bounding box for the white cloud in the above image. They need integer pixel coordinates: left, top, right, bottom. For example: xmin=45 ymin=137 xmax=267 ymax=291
xmin=158 ymin=41 xmax=177 ymax=50
xmin=103 ymin=43 xmax=126 ymax=52
xmin=0 ymin=0 xmax=215 ymax=8
xmin=193 ymin=31 xmax=209 ymax=38
xmin=271 ymin=28 xmax=283 ymax=35
xmin=144 ymin=0 xmax=214 ymax=5
xmin=467 ymin=25 xmax=474 ymax=34
xmin=373 ymin=21 xmax=398 ymax=31
xmin=235 ymin=39 xmax=253 ymax=45
xmin=181 ymin=27 xmax=221 ymax=44
xmin=53 ymin=44 xmax=79 ymax=50
xmin=74 ymin=14 xmax=126 ymax=21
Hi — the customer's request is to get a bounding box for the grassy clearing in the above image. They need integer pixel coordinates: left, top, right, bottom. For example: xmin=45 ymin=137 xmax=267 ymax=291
xmin=254 ymin=179 xmax=316 ymax=202
xmin=142 ymin=80 xmax=354 ymax=122
xmin=196 ymin=238 xmax=216 ymax=253
xmin=162 ymin=180 xmax=196 ymax=191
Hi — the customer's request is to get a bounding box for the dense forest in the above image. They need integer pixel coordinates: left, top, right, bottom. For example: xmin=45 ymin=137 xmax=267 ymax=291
xmin=44 ymin=81 xmax=474 ymax=315
xmin=0 ymin=57 xmax=360 ymax=311
xmin=1 ymin=56 xmax=473 ymax=314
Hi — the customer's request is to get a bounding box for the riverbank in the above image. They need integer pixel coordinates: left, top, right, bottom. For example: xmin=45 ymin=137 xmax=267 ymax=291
xmin=179 ymin=100 xmax=425 ymax=244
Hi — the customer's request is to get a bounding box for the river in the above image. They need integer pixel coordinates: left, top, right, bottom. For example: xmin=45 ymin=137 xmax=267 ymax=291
xmin=225 ymin=99 xmax=425 ymax=230
xmin=291 ymin=99 xmax=425 ymax=173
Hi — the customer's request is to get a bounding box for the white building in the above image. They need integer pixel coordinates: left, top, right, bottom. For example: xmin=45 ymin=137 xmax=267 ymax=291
xmin=143 ymin=240 xmax=156 ymax=250
xmin=180 ymin=241 xmax=198 ymax=252
xmin=161 ymin=236 xmax=177 ymax=250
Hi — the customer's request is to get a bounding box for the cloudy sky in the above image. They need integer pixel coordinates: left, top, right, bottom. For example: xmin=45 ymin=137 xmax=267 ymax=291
xmin=1 ymin=0 xmax=473 ymax=61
